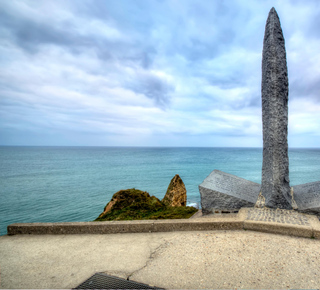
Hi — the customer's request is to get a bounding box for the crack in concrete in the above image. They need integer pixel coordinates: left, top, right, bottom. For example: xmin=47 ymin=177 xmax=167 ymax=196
xmin=126 ymin=240 xmax=169 ymax=281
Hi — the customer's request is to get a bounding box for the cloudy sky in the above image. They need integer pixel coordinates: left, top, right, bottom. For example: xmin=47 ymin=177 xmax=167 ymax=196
xmin=1 ymin=0 xmax=319 ymax=147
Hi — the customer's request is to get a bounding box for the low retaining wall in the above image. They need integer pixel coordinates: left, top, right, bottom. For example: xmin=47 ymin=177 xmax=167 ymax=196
xmin=7 ymin=219 xmax=243 ymax=235
xmin=7 ymin=208 xmax=320 ymax=239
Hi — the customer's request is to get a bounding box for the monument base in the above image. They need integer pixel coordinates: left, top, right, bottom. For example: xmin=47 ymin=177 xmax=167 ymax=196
xmin=199 ymin=170 xmax=320 ymax=217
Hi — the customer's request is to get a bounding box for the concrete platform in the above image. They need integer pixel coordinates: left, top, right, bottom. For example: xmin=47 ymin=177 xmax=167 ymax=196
xmin=1 ymin=208 xmax=320 ymax=289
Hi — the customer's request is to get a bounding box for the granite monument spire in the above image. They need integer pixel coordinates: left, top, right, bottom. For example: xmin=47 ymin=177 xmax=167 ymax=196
xmin=199 ymin=8 xmax=320 ymax=216
xmin=260 ymin=7 xmax=292 ymax=209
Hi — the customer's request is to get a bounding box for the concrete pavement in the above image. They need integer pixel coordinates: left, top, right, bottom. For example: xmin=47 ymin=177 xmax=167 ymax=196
xmin=1 ymin=230 xmax=320 ymax=289
xmin=1 ymin=208 xmax=320 ymax=289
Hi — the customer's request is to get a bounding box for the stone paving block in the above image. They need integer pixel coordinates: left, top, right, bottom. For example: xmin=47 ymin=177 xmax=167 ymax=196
xmin=243 ymin=208 xmax=316 ymax=238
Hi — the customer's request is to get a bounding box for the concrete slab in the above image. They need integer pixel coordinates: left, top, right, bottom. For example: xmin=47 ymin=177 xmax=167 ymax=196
xmin=0 ymin=232 xmax=167 ymax=289
xmin=2 ymin=230 xmax=318 ymax=289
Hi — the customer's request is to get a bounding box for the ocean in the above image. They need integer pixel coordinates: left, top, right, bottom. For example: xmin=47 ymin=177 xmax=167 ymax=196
xmin=1 ymin=146 xmax=320 ymax=235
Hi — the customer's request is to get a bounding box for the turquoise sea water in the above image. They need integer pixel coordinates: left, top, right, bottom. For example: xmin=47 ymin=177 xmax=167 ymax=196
xmin=1 ymin=146 xmax=320 ymax=235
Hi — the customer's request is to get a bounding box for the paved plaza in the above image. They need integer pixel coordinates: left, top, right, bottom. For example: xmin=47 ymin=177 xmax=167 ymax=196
xmin=1 ymin=208 xmax=320 ymax=289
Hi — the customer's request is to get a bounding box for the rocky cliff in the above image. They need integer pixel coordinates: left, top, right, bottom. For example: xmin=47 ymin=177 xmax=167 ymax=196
xmin=95 ymin=175 xmax=196 ymax=221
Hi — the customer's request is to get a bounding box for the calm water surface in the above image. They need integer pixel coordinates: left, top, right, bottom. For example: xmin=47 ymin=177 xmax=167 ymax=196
xmin=1 ymin=146 xmax=319 ymax=235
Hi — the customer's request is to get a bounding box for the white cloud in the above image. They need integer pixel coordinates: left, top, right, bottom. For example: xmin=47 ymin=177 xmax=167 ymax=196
xmin=0 ymin=0 xmax=319 ymax=147
xmin=289 ymin=99 xmax=320 ymax=135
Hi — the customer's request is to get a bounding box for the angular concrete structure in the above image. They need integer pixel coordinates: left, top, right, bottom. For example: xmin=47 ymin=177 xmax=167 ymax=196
xmin=199 ymin=170 xmax=260 ymax=214
xmin=292 ymin=181 xmax=320 ymax=215
xmin=260 ymin=7 xmax=292 ymax=209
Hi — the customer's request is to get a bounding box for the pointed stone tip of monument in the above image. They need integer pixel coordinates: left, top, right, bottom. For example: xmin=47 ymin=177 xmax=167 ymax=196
xmin=266 ymin=7 xmax=281 ymax=27
xmin=269 ymin=7 xmax=278 ymax=16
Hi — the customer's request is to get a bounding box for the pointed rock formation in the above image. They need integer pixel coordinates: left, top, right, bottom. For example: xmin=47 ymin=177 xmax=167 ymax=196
xmin=260 ymin=7 xmax=292 ymax=209
xmin=162 ymin=174 xmax=187 ymax=207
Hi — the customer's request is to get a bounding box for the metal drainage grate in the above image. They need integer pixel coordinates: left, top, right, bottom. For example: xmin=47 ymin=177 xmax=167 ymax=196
xmin=74 ymin=272 xmax=162 ymax=289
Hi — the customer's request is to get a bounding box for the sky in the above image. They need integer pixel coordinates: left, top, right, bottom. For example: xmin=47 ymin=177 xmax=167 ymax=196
xmin=0 ymin=0 xmax=320 ymax=147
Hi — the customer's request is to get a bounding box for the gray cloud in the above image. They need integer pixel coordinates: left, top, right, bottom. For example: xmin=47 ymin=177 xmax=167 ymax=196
xmin=291 ymin=80 xmax=320 ymax=103
xmin=0 ymin=7 xmax=75 ymax=53
xmin=0 ymin=1 xmax=153 ymax=70
xmin=125 ymin=72 xmax=174 ymax=108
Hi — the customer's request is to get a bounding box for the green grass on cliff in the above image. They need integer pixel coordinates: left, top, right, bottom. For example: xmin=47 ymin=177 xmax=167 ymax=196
xmin=94 ymin=188 xmax=198 ymax=221
xmin=94 ymin=205 xmax=198 ymax=221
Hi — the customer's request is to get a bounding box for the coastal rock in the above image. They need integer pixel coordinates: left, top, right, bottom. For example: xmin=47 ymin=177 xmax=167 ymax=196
xmin=292 ymin=182 xmax=320 ymax=216
xmin=97 ymin=188 xmax=162 ymax=219
xmin=95 ymin=187 xmax=197 ymax=221
xmin=162 ymin=174 xmax=187 ymax=207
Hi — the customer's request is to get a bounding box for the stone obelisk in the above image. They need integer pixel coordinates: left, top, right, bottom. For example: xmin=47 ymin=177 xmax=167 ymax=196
xmin=260 ymin=7 xmax=292 ymax=209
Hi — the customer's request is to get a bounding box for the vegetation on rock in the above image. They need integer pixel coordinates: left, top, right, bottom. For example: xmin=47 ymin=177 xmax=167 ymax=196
xmin=95 ymin=188 xmax=197 ymax=221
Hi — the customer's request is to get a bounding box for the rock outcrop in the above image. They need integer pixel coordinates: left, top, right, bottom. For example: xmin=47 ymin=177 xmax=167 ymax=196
xmin=95 ymin=185 xmax=197 ymax=221
xmin=97 ymin=188 xmax=163 ymax=219
xmin=162 ymin=174 xmax=187 ymax=207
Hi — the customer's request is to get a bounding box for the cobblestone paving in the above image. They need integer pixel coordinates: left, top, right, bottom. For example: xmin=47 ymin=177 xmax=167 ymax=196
xmin=247 ymin=208 xmax=310 ymax=225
